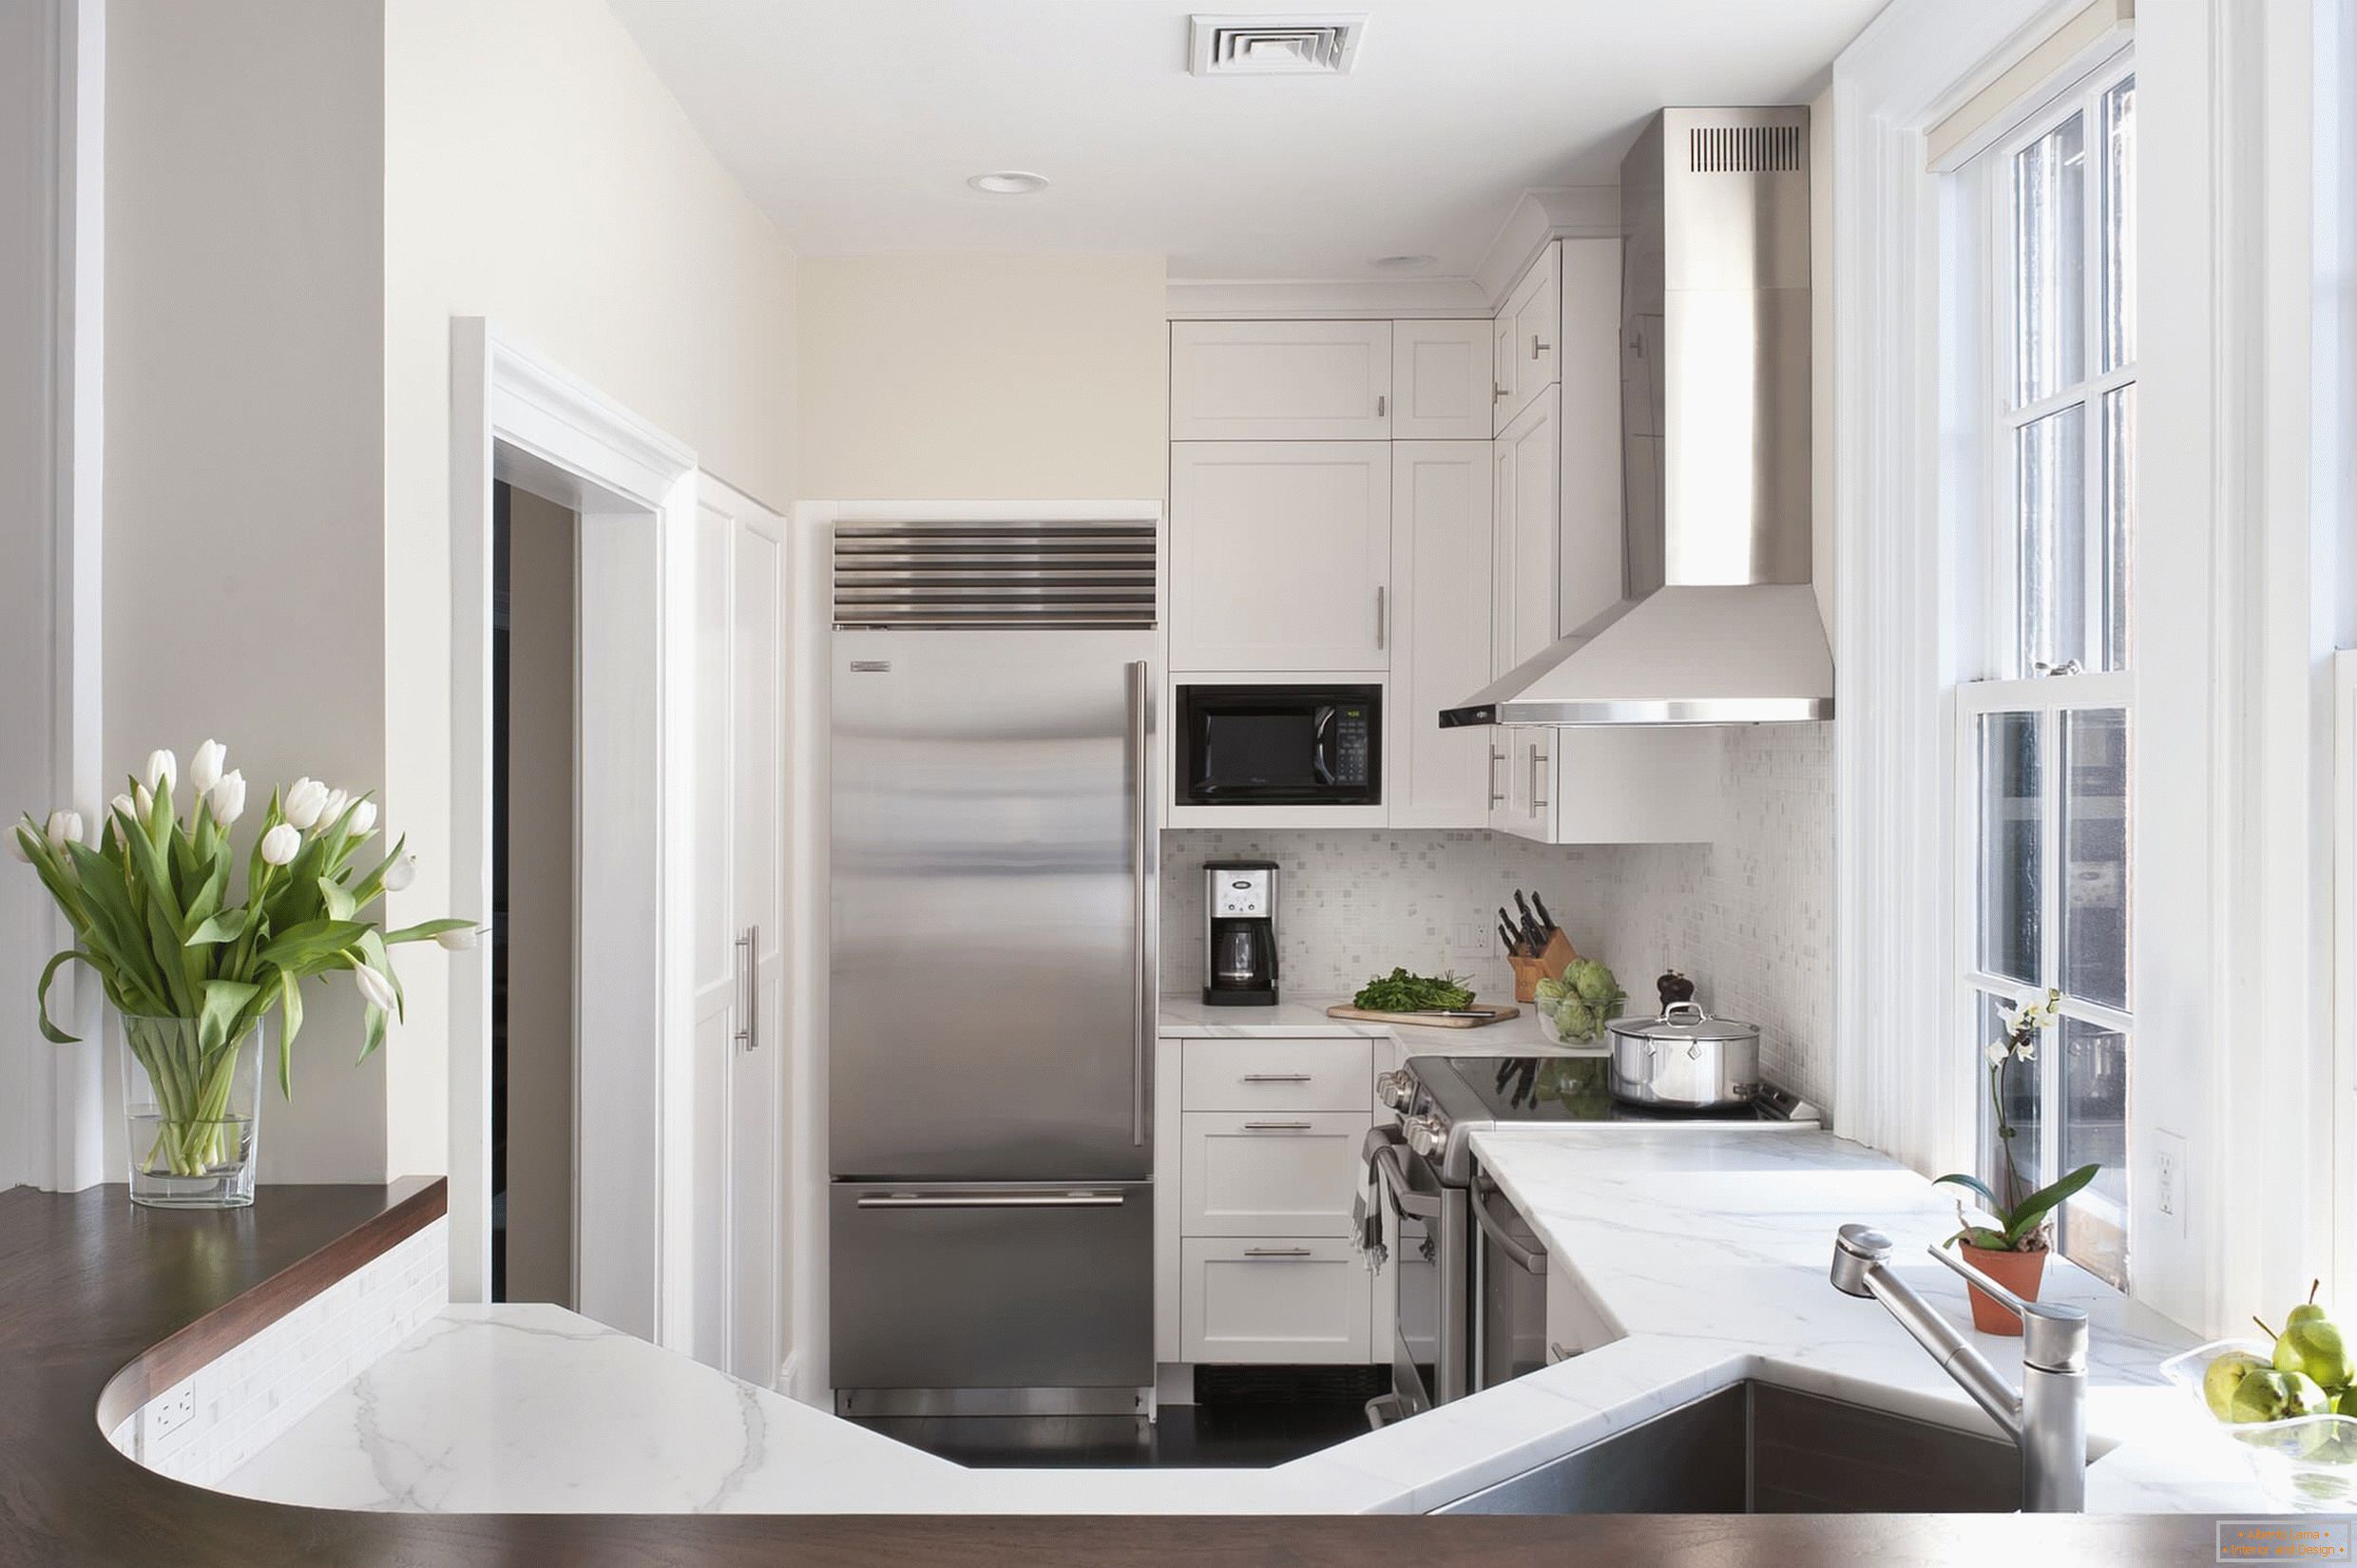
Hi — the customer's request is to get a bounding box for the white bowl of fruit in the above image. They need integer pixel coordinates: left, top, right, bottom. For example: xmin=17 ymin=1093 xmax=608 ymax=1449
xmin=2161 ymin=1284 xmax=2357 ymax=1508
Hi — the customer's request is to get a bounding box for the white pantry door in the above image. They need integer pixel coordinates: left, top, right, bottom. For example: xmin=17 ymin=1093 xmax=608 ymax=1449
xmin=691 ymin=475 xmax=789 ymax=1386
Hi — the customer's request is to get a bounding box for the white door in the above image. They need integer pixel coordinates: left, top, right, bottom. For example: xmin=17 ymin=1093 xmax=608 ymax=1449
xmin=1389 ymin=320 xmax=1493 ymax=440
xmin=1494 ymin=387 xmax=1562 ymax=673
xmin=1494 ymin=726 xmax=1556 ymax=845
xmin=1491 ymin=311 xmax=1519 ymax=437
xmin=1169 ymin=441 xmax=1391 ymax=671
xmin=1389 ymin=442 xmax=1494 ymax=827
xmin=691 ymin=475 xmax=788 ymax=1386
xmin=1170 ymin=321 xmax=1392 ymax=440
xmin=1556 ymin=237 xmax=1625 ymax=639
xmin=1500 ymin=241 xmax=1562 ymax=425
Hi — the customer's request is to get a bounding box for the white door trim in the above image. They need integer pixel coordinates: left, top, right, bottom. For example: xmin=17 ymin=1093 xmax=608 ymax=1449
xmin=450 ymin=319 xmax=698 ymax=1347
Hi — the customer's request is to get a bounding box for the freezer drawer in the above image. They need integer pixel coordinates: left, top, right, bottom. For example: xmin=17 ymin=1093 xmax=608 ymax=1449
xmin=830 ymin=1180 xmax=1152 ymax=1401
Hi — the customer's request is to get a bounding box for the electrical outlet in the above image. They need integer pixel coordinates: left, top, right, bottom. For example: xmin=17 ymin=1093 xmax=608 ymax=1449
xmin=2155 ymin=1128 xmax=2188 ymax=1237
xmin=1451 ymin=919 xmax=1492 ymax=956
xmin=138 ymin=1378 xmax=196 ymax=1457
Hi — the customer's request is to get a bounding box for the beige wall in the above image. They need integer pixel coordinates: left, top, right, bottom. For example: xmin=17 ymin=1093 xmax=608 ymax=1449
xmin=502 ymin=487 xmax=577 ymax=1306
xmin=105 ymin=0 xmax=391 ymax=1180
xmin=380 ymin=0 xmax=801 ymax=1177
xmin=798 ymin=254 xmax=1168 ymax=500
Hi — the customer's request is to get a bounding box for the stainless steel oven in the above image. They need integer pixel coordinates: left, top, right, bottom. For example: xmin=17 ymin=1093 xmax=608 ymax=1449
xmin=1472 ymin=1169 xmax=1553 ymax=1392
xmin=1363 ymin=1123 xmax=1468 ymax=1422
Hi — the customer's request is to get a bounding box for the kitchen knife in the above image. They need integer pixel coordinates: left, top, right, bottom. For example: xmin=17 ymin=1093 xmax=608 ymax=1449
xmin=1497 ymin=908 xmax=1524 ymax=956
xmin=1531 ymin=891 xmax=1558 ymax=938
xmin=1498 ymin=919 xmax=1523 ymax=957
xmin=1513 ymin=891 xmax=1546 ymax=953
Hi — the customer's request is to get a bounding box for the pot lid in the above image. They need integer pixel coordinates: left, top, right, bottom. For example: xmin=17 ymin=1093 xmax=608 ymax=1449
xmin=1605 ymin=1001 xmax=1760 ymax=1044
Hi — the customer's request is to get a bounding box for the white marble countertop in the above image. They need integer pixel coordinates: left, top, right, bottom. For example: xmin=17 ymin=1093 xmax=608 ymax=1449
xmin=1158 ymin=991 xmax=1581 ymax=1057
xmin=217 ymin=1130 xmax=2274 ymax=1517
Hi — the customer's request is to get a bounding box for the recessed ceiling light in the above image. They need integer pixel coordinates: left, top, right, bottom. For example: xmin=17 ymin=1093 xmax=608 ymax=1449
xmin=968 ymin=170 xmax=1049 ymax=196
xmin=1371 ymin=254 xmax=1436 ymax=271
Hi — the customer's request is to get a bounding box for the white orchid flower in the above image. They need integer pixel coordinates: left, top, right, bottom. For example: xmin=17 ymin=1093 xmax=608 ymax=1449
xmin=282 ymin=777 xmax=329 ymax=832
xmin=144 ymin=750 xmax=176 ymax=793
xmin=258 ymin=823 xmax=301 ymax=867
xmin=2014 ymin=1040 xmax=2038 ymax=1061
xmin=188 ymin=739 xmax=226 ymax=795
xmin=206 ymin=770 xmax=247 ymax=827
xmin=45 ymin=810 xmax=83 ymax=851
xmin=434 ymin=927 xmax=480 ymax=952
xmin=349 ymin=799 xmax=377 ymax=834
xmin=352 ymin=964 xmax=397 ymax=1011
xmin=1984 ymin=1042 xmax=2009 ymax=1066
xmin=382 ymin=854 xmax=418 ymax=892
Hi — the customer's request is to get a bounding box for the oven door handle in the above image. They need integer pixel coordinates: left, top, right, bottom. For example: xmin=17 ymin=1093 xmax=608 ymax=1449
xmin=1370 ymin=1138 xmax=1441 ymax=1221
xmin=1473 ymin=1184 xmax=1548 ymax=1275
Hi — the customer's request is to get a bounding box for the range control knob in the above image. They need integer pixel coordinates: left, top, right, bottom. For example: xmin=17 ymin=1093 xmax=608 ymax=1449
xmin=1374 ymin=1069 xmax=1415 ymax=1110
xmin=1405 ymin=1115 xmax=1448 ymax=1160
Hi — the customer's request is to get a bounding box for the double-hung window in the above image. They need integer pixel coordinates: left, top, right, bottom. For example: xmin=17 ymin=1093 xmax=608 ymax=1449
xmin=1954 ymin=56 xmax=2137 ymax=1289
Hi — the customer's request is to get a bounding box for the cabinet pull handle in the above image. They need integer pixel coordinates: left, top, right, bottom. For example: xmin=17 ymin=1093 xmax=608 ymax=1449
xmin=1529 ymin=747 xmax=1548 ymax=815
xmin=734 ymin=927 xmax=757 ymax=1051
xmin=1241 ymin=1073 xmax=1313 ymax=1083
xmin=1547 ymin=1342 xmax=1576 ymax=1364
xmin=1376 ymin=393 xmax=1387 ymax=418
xmin=1487 ymin=744 xmax=1506 ymax=808
xmin=1244 ymin=1247 xmax=1313 ymax=1258
xmin=1242 ymin=1120 xmax=1314 ymax=1131
xmin=1492 ymin=382 xmax=1508 ymax=401
xmin=1530 ymin=335 xmax=1550 ymax=360
xmin=1374 ymin=585 xmax=1387 ymax=651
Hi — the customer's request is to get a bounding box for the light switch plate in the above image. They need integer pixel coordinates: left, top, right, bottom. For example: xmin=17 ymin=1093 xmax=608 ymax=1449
xmin=2155 ymin=1127 xmax=2188 ymax=1237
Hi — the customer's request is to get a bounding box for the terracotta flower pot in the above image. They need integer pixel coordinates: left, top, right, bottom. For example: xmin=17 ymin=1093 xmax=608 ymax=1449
xmin=1960 ymin=1243 xmax=2048 ymax=1335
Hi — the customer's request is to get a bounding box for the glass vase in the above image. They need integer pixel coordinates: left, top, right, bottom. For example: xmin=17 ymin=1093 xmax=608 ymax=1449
xmin=119 ymin=1013 xmax=265 ymax=1209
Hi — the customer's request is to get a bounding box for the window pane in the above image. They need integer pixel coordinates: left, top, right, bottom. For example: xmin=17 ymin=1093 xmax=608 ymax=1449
xmin=1977 ymin=990 xmax=2044 ymax=1210
xmin=2060 ymin=1017 xmax=2129 ymax=1288
xmin=2013 ymin=110 xmax=2086 ymax=406
xmin=2061 ymin=708 xmax=2131 ymax=1009
xmin=2100 ymin=75 xmax=2137 ymax=373
xmin=1977 ymin=712 xmax=2042 ymax=984
xmin=2100 ymin=385 xmax=2134 ymax=671
xmin=2016 ymin=408 xmax=2088 ymax=676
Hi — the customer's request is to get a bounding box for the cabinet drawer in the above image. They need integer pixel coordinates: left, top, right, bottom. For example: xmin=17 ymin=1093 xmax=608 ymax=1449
xmin=1179 ymin=1111 xmax=1370 ymax=1236
xmin=1180 ymin=1038 xmax=1372 ymax=1110
xmin=1179 ymin=1237 xmax=1372 ymax=1364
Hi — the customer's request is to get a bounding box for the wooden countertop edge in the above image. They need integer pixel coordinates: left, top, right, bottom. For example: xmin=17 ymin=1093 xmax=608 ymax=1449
xmin=92 ymin=1176 xmax=446 ymax=1434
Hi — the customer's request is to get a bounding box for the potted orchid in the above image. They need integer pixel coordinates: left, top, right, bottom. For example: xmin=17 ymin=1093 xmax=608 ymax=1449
xmin=11 ymin=742 xmax=473 ymax=1208
xmin=1933 ymin=986 xmax=2099 ymax=1334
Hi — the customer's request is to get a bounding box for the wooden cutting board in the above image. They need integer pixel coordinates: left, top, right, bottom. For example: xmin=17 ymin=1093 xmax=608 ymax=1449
xmin=1324 ymin=1003 xmax=1521 ymax=1029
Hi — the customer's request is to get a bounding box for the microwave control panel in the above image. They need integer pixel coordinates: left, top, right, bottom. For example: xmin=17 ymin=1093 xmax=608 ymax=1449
xmin=1332 ymin=706 xmax=1371 ymax=786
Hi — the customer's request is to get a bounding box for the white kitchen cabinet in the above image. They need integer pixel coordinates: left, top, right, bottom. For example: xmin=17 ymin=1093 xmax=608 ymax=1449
xmin=1389 ymin=319 xmax=1495 ymax=440
xmin=688 ymin=474 xmax=788 ymax=1386
xmin=1178 ymin=1112 xmax=1369 ymax=1237
xmin=1491 ymin=389 xmax=1562 ymax=678
xmin=1545 ymin=1262 xmax=1616 ymax=1363
xmin=1494 ymin=726 xmax=1727 ymax=846
xmin=1171 ymin=320 xmax=1392 ymax=441
xmin=1179 ymin=1237 xmax=1372 ymax=1364
xmin=1389 ymin=442 xmax=1494 ymax=827
xmin=1179 ymin=1037 xmax=1372 ymax=1111
xmin=1492 ymin=242 xmax=1561 ymax=431
xmin=1168 ymin=441 xmax=1390 ymax=671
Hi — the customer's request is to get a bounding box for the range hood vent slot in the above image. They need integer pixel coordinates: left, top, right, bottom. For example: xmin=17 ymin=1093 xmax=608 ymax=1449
xmin=1687 ymin=124 xmax=1803 ymax=173
xmin=833 ymin=521 xmax=1159 ymax=630
xmin=1187 ymin=14 xmax=1365 ymax=76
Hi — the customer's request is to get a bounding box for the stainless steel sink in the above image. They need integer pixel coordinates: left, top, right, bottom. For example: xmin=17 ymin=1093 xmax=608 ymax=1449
xmin=1434 ymin=1381 xmax=2027 ymax=1514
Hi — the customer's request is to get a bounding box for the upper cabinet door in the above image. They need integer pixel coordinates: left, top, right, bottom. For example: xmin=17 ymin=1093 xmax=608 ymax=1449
xmin=1169 ymin=441 xmax=1391 ymax=671
xmin=1556 ymin=237 xmax=1625 ymax=639
xmin=1171 ymin=321 xmax=1392 ymax=441
xmin=1388 ymin=442 xmax=1494 ymax=828
xmin=1496 ymin=242 xmax=1562 ymax=429
xmin=1494 ymin=386 xmax=1562 ymax=674
xmin=1389 ymin=320 xmax=1494 ymax=440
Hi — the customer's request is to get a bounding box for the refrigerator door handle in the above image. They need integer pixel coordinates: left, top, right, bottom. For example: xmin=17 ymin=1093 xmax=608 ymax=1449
xmin=853 ymin=1193 xmax=1128 ymax=1210
xmin=1128 ymin=659 xmax=1150 ymax=1147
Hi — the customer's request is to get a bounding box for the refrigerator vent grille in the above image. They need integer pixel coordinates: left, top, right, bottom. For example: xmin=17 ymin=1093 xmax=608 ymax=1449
xmin=1686 ymin=124 xmax=1803 ymax=173
xmin=834 ymin=522 xmax=1159 ymax=628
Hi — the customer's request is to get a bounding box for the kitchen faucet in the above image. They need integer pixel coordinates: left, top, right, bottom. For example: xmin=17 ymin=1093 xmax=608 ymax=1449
xmin=1829 ymin=1223 xmax=2088 ymax=1513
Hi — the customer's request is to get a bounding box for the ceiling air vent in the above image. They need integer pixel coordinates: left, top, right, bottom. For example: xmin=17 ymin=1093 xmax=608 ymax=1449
xmin=1188 ymin=14 xmax=1366 ymax=77
xmin=1687 ymin=124 xmax=1804 ymax=173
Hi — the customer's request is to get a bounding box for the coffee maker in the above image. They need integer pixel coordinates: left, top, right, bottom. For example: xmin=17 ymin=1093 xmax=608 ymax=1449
xmin=1202 ymin=860 xmax=1279 ymax=1006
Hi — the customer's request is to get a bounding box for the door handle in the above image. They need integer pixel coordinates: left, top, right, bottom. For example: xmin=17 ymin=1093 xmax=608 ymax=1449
xmin=1241 ymin=1073 xmax=1313 ymax=1083
xmin=1487 ymin=743 xmax=1506 ymax=808
xmin=1376 ymin=393 xmax=1387 ymax=418
xmin=1370 ymin=1141 xmax=1441 ymax=1220
xmin=733 ymin=927 xmax=757 ymax=1051
xmin=1241 ymin=1120 xmax=1313 ymax=1131
xmin=1243 ymin=1246 xmax=1313 ymax=1258
xmin=1127 ymin=660 xmax=1151 ymax=1147
xmin=1529 ymin=745 xmax=1548 ymax=815
xmin=1492 ymin=382 xmax=1508 ymax=401
xmin=1474 ymin=1185 xmax=1548 ymax=1275
xmin=1374 ymin=586 xmax=1388 ymax=651
xmin=855 ymin=1193 xmax=1127 ymax=1210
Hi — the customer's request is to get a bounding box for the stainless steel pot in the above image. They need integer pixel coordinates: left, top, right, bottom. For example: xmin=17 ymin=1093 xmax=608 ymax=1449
xmin=1606 ymin=1002 xmax=1761 ymax=1109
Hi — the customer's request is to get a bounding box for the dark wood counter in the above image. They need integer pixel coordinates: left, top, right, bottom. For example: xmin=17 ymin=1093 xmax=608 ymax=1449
xmin=0 ymin=1181 xmax=2238 ymax=1565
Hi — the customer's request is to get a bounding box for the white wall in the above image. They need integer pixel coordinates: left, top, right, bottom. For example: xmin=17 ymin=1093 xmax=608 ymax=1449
xmin=797 ymin=254 xmax=1168 ymax=500
xmin=380 ymin=0 xmax=801 ymax=1180
xmin=105 ymin=0 xmax=391 ymax=1181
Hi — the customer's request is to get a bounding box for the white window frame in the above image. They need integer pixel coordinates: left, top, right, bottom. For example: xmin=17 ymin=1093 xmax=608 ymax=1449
xmin=1948 ymin=47 xmax=2137 ymax=1286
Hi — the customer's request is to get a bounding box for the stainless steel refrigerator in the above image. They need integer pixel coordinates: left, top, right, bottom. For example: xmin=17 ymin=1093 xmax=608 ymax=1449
xmin=828 ymin=519 xmax=1158 ymax=1420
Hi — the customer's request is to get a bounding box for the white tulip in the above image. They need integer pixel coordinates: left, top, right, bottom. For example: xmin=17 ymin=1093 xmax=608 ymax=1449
xmin=319 ymin=789 xmax=353 ymax=829
xmin=382 ymin=853 xmax=418 ymax=892
xmin=6 ymin=826 xmax=30 ymax=863
xmin=189 ymin=739 xmax=226 ymax=795
xmin=349 ymin=799 xmax=377 ymax=834
xmin=352 ymin=964 xmax=397 ymax=1011
xmin=206 ymin=770 xmax=247 ymax=827
xmin=434 ymin=927 xmax=480 ymax=952
xmin=109 ymin=792 xmax=134 ymax=822
xmin=144 ymin=749 xmax=176 ymax=793
xmin=45 ymin=810 xmax=83 ymax=850
xmin=132 ymin=783 xmax=153 ymax=820
xmin=282 ymin=777 xmax=329 ymax=832
xmin=259 ymin=823 xmax=300 ymax=866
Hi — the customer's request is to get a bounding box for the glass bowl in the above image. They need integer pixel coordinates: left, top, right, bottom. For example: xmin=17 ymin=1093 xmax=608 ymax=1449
xmin=1532 ymin=993 xmax=1612 ymax=1047
xmin=2159 ymin=1338 xmax=2357 ymax=1508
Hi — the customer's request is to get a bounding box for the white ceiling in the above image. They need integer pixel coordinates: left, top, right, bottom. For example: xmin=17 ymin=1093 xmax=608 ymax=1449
xmin=605 ymin=0 xmax=1888 ymax=283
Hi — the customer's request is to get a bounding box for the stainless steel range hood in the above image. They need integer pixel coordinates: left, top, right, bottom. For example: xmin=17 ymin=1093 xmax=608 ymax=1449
xmin=1443 ymin=106 xmax=1830 ymax=729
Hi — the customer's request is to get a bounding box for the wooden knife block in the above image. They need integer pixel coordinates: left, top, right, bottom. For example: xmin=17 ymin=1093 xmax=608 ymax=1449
xmin=1507 ymin=929 xmax=1580 ymax=1002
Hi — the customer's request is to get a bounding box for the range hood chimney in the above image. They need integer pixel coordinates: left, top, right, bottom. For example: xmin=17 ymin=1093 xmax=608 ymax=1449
xmin=1442 ymin=106 xmax=1830 ymax=729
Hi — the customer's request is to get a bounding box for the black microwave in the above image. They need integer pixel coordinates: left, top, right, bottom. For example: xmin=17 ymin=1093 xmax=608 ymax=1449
xmin=1176 ymin=685 xmax=1381 ymax=806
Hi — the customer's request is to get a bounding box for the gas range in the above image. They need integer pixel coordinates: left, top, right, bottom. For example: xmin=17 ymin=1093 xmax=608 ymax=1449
xmin=1377 ymin=1054 xmax=1823 ymax=1184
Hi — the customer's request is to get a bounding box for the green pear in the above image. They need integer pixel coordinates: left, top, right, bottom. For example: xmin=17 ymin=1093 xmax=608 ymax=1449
xmin=2336 ymin=1386 xmax=2357 ymax=1419
xmin=2272 ymin=1315 xmax=2357 ymax=1393
xmin=2206 ymin=1350 xmax=2270 ymax=1420
xmin=2232 ymin=1367 xmax=2332 ymax=1425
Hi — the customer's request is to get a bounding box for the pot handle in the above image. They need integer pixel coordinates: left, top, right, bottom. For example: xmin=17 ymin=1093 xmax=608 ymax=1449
xmin=1660 ymin=1001 xmax=1706 ymax=1023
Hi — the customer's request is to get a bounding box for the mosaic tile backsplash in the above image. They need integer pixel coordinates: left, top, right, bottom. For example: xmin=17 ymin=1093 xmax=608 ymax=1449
xmin=1162 ymin=724 xmax=1834 ymax=1111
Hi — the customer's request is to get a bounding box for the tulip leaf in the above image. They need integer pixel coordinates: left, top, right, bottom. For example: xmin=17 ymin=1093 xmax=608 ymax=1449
xmin=359 ymin=1002 xmax=388 ymax=1061
xmin=318 ymin=876 xmax=356 ymax=923
xmin=36 ymin=950 xmax=97 ymax=1043
xmin=277 ymin=971 xmax=302 ymax=1097
xmin=183 ymin=908 xmax=251 ymax=947
xmin=255 ymin=919 xmax=372 ymax=975
xmin=197 ymin=979 xmax=259 ymax=1056
xmin=383 ymin=919 xmax=472 ymax=945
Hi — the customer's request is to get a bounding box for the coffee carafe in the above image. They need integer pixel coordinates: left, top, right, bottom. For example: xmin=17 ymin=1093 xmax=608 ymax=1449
xmin=1202 ymin=860 xmax=1278 ymax=1006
